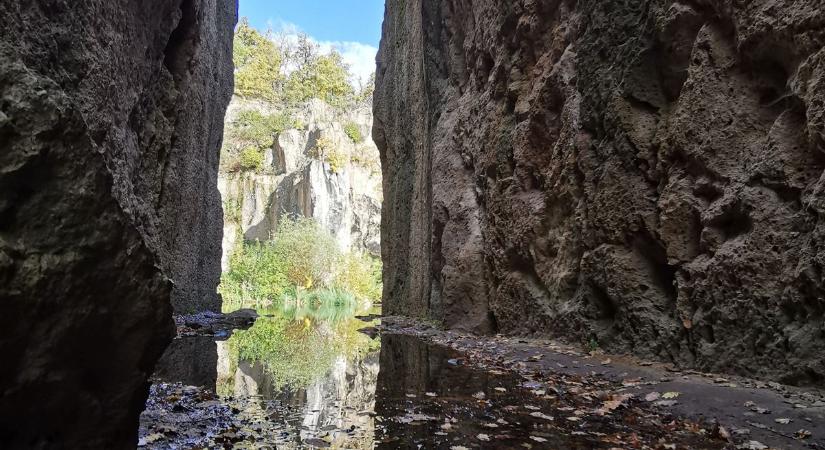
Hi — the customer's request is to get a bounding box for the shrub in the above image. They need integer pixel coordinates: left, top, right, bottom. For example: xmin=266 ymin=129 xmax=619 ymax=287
xmin=334 ymin=252 xmax=382 ymax=301
xmin=238 ymin=147 xmax=264 ymax=171
xmin=311 ymin=136 xmax=347 ymax=173
xmin=344 ymin=122 xmax=363 ymax=143
xmin=223 ymin=198 xmax=243 ymax=224
xmin=220 ymin=216 xmax=382 ymax=310
xmin=230 ymin=109 xmax=296 ymax=150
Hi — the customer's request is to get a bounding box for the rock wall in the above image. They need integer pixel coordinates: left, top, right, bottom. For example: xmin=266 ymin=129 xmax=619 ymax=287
xmin=219 ymin=98 xmax=382 ymax=270
xmin=375 ymin=0 xmax=825 ymax=385
xmin=0 ymin=0 xmax=234 ymax=447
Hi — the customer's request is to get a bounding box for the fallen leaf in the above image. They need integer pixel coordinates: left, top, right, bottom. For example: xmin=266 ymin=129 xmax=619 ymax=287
xmin=601 ymin=358 xmax=612 ymax=365
xmin=530 ymin=436 xmax=548 ymax=443
xmin=529 ymin=411 xmax=554 ymax=421
xmin=645 ymin=392 xmax=661 ymax=402
xmin=596 ymin=394 xmax=632 ymax=415
xmin=775 ymin=418 xmax=791 ymax=424
xmin=795 ymin=429 xmax=812 ymax=439
xmin=477 ymin=433 xmax=491 ymax=441
xmin=654 ymin=400 xmax=679 ymax=407
xmin=662 ymin=391 xmax=680 ymax=399
xmin=737 ymin=441 xmax=767 ymax=450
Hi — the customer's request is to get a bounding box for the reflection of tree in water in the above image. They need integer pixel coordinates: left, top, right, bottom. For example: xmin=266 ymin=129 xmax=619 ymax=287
xmin=216 ymin=303 xmax=379 ymax=448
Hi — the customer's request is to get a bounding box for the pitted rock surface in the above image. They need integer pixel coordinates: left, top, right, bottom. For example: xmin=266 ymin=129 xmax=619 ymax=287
xmin=0 ymin=0 xmax=235 ymax=447
xmin=374 ymin=0 xmax=825 ymax=385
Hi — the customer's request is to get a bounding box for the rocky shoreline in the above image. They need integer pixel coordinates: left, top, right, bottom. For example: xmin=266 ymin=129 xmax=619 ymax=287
xmin=377 ymin=316 xmax=825 ymax=450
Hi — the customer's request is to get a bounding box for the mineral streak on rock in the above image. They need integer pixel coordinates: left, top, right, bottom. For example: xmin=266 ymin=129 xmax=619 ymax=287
xmin=0 ymin=0 xmax=235 ymax=447
xmin=374 ymin=0 xmax=825 ymax=385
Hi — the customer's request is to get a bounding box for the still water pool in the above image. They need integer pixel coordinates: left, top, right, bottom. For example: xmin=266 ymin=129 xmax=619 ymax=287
xmin=139 ymin=302 xmax=723 ymax=449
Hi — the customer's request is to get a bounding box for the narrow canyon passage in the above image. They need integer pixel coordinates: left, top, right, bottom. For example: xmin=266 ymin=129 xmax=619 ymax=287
xmin=2 ymin=0 xmax=825 ymax=449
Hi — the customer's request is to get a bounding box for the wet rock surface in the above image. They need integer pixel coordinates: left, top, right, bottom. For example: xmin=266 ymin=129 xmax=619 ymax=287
xmin=0 ymin=0 xmax=234 ymax=447
xmin=374 ymin=0 xmax=825 ymax=384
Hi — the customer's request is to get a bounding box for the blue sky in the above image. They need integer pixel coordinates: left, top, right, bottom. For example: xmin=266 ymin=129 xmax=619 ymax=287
xmin=239 ymin=0 xmax=385 ymax=47
xmin=238 ymin=0 xmax=385 ymax=84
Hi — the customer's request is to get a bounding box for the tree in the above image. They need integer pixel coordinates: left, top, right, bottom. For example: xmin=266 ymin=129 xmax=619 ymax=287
xmin=357 ymin=72 xmax=375 ymax=105
xmin=233 ymin=19 xmax=283 ymax=100
xmin=284 ymin=50 xmax=355 ymax=107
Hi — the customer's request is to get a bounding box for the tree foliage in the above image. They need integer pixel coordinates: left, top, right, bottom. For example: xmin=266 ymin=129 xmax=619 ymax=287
xmin=232 ymin=18 xmax=363 ymax=108
xmin=234 ymin=18 xmax=282 ymax=100
xmin=284 ymin=51 xmax=355 ymax=107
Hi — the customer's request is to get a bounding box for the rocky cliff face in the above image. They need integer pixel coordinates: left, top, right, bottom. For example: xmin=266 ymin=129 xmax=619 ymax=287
xmin=375 ymin=0 xmax=825 ymax=385
xmin=219 ymin=98 xmax=382 ymax=269
xmin=0 ymin=0 xmax=234 ymax=447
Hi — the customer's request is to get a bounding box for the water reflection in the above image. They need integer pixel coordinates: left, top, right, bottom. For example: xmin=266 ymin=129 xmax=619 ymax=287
xmin=144 ymin=303 xmax=721 ymax=449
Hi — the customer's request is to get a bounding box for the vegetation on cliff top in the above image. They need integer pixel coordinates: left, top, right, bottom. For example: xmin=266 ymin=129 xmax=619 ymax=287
xmin=221 ymin=19 xmax=377 ymax=174
xmin=232 ymin=18 xmax=372 ymax=108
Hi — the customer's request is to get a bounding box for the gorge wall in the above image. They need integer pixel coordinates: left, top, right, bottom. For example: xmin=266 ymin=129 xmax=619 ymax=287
xmin=0 ymin=0 xmax=234 ymax=447
xmin=220 ymin=98 xmax=382 ymax=268
xmin=374 ymin=0 xmax=825 ymax=385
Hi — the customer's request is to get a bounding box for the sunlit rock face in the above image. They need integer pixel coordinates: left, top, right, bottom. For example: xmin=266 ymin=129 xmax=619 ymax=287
xmin=375 ymin=0 xmax=825 ymax=384
xmin=219 ymin=98 xmax=382 ymax=270
xmin=0 ymin=0 xmax=234 ymax=447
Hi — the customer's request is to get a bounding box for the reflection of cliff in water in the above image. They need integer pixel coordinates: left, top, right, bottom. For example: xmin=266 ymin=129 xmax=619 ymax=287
xmin=154 ymin=336 xmax=218 ymax=391
xmin=217 ymin=338 xmax=379 ymax=448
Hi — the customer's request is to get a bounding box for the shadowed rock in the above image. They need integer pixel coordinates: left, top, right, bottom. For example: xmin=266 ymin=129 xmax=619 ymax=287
xmin=374 ymin=0 xmax=825 ymax=385
xmin=0 ymin=0 xmax=235 ymax=447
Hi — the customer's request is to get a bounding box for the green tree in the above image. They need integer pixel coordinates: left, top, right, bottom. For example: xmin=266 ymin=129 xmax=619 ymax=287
xmin=234 ymin=18 xmax=282 ymax=100
xmin=357 ymin=72 xmax=375 ymax=105
xmin=284 ymin=51 xmax=355 ymax=107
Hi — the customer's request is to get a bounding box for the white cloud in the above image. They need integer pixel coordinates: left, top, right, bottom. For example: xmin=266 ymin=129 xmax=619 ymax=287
xmin=267 ymin=20 xmax=377 ymax=88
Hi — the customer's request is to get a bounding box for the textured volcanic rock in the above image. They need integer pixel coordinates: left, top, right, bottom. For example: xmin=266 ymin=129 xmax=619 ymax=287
xmin=0 ymin=0 xmax=235 ymax=448
xmin=374 ymin=0 xmax=825 ymax=385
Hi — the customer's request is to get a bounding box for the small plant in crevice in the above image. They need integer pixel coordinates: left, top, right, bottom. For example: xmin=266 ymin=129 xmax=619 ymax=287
xmin=344 ymin=122 xmax=363 ymax=143
xmin=588 ymin=336 xmax=601 ymax=353
xmin=221 ymin=109 xmax=300 ymax=173
xmin=238 ymin=147 xmax=264 ymax=172
xmin=310 ymin=136 xmax=348 ymax=173
xmin=223 ymin=198 xmax=243 ymax=225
